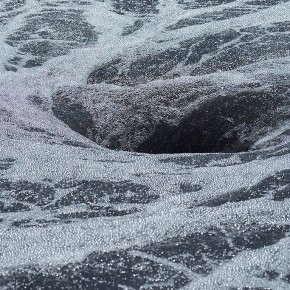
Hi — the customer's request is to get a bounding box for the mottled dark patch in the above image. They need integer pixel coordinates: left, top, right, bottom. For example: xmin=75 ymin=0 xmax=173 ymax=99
xmin=159 ymin=156 xmax=196 ymax=166
xmin=272 ymin=184 xmax=290 ymax=201
xmin=62 ymin=140 xmax=94 ymax=149
xmin=13 ymin=218 xmax=73 ymax=228
xmin=56 ymin=206 xmax=139 ymax=220
xmin=12 ymin=219 xmax=32 ymax=227
xmin=87 ymin=59 xmax=121 ymax=84
xmin=0 ymin=224 xmax=288 ymax=288
xmin=0 ymin=251 xmax=189 ymax=289
xmin=27 ymin=95 xmax=45 ymax=106
xmin=168 ymin=7 xmax=257 ymax=30
xmin=0 ymin=158 xmax=16 ymax=170
xmin=173 ymin=0 xmax=288 ymax=28
xmin=52 ymin=97 xmax=97 ymax=140
xmin=191 ymin=32 xmax=290 ymax=76
xmin=87 ymin=41 xmax=192 ymax=85
xmin=179 ymin=182 xmax=202 ymax=193
xmin=230 ymin=287 xmax=273 ymax=290
xmin=184 ymin=30 xmax=241 ymax=66
xmin=164 ymin=155 xmax=239 ymax=168
xmin=0 ymin=1 xmax=25 ymax=26
xmin=49 ymin=180 xmax=155 ymax=210
xmin=86 ymin=21 xmax=290 ymax=87
xmin=3 ymin=0 xmax=26 ymax=12
xmin=259 ymin=270 xmax=280 ymax=281
xmin=0 ymin=179 xmax=55 ymax=206
xmin=22 ymin=127 xmax=56 ymax=137
xmin=199 ymin=169 xmax=290 ymax=206
xmin=160 ymin=147 xmax=283 ymax=168
xmin=54 ymin=179 xmax=85 ymax=189
xmin=112 ymin=0 xmax=159 ymax=14
xmin=267 ymin=21 xmax=290 ymax=33
xmin=0 ymin=201 xmax=30 ymax=213
xmin=122 ymin=19 xmax=145 ymax=36
xmin=0 ymin=179 xmax=11 ymax=191
xmin=6 ymin=8 xmax=99 ymax=67
xmin=122 ymin=41 xmax=192 ymax=85
xmin=246 ymin=0 xmax=288 ymax=6
xmin=109 ymin=191 xmax=159 ymax=204
xmin=283 ymin=273 xmax=290 ymax=283
xmin=4 ymin=64 xmax=17 ymax=72
xmin=36 ymin=219 xmax=72 ymax=225
xmin=177 ymin=0 xmax=235 ymax=10
xmin=137 ymin=224 xmax=290 ymax=274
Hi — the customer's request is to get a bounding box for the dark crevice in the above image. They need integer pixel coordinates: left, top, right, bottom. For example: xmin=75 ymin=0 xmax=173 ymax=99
xmin=136 ymin=90 xmax=288 ymax=154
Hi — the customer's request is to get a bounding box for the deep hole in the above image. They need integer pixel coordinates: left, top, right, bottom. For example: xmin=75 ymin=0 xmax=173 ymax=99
xmin=52 ymin=88 xmax=288 ymax=154
xmin=134 ymin=120 xmax=250 ymax=154
xmin=135 ymin=91 xmax=266 ymax=154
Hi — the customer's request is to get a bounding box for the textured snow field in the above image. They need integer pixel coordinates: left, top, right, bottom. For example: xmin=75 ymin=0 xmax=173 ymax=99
xmin=0 ymin=0 xmax=290 ymax=289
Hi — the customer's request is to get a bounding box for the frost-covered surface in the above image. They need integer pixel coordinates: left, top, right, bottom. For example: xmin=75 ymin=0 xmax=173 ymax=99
xmin=0 ymin=0 xmax=290 ymax=289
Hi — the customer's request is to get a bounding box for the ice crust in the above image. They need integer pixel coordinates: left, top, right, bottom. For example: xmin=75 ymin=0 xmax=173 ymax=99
xmin=0 ymin=0 xmax=290 ymax=289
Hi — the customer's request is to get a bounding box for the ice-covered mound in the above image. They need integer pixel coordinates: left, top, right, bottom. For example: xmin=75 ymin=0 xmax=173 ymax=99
xmin=0 ymin=0 xmax=290 ymax=289
xmin=53 ymin=58 xmax=290 ymax=153
xmin=0 ymin=136 xmax=290 ymax=289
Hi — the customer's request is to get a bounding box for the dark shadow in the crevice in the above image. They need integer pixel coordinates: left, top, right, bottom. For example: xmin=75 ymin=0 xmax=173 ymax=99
xmin=136 ymin=90 xmax=286 ymax=154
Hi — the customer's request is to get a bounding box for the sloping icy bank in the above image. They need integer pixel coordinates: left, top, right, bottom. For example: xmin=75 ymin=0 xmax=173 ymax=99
xmin=52 ymin=58 xmax=290 ymax=154
xmin=1 ymin=58 xmax=290 ymax=288
xmin=0 ymin=0 xmax=290 ymax=289
xmin=1 ymin=110 xmax=290 ymax=289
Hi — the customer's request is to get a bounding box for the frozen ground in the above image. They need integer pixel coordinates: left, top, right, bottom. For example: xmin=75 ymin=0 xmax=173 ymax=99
xmin=0 ymin=0 xmax=289 ymax=289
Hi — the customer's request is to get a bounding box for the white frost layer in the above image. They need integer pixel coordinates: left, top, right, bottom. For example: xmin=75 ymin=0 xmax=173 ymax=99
xmin=0 ymin=139 xmax=289 ymax=270
xmin=0 ymin=1 xmax=289 ymax=289
xmin=0 ymin=0 xmax=289 ymax=90
xmin=184 ymin=237 xmax=290 ymax=290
